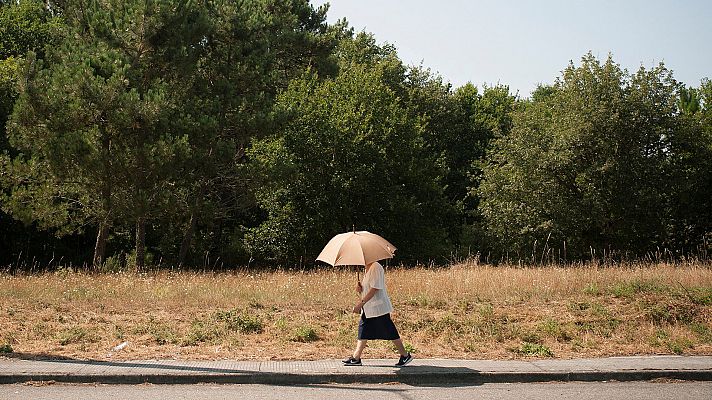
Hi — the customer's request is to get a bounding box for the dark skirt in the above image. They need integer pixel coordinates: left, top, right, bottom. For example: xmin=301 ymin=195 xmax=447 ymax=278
xmin=358 ymin=313 xmax=400 ymax=340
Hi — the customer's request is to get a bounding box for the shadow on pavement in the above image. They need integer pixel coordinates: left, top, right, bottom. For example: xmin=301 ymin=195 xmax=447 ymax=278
xmin=3 ymin=352 xmax=253 ymax=374
xmin=337 ymin=362 xmax=485 ymax=386
xmin=393 ymin=365 xmax=484 ymax=387
xmin=2 ymin=353 xmax=484 ymax=386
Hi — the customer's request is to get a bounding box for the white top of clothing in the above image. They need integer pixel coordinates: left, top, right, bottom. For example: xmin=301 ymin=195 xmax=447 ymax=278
xmin=360 ymin=262 xmax=394 ymax=318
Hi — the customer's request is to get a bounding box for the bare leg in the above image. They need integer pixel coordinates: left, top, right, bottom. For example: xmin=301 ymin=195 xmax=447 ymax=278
xmin=352 ymin=340 xmax=368 ymax=359
xmin=392 ymin=338 xmax=407 ymax=356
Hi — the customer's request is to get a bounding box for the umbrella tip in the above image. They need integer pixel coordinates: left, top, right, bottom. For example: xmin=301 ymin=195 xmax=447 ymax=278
xmin=352 ymin=224 xmax=355 ymax=233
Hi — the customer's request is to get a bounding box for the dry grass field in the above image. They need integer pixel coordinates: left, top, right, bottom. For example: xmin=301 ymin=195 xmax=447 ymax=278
xmin=1 ymin=262 xmax=711 ymax=361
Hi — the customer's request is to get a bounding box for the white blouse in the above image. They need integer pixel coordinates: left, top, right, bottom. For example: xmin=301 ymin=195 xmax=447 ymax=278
xmin=360 ymin=262 xmax=394 ymax=318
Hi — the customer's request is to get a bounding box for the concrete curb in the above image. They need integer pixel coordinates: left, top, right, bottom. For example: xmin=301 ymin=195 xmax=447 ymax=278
xmin=1 ymin=370 xmax=712 ymax=385
xmin=1 ymin=356 xmax=711 ymax=385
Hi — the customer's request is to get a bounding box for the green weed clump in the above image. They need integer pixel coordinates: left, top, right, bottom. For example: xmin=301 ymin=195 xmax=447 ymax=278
xmin=642 ymin=300 xmax=697 ymax=325
xmin=666 ymin=338 xmax=694 ymax=355
xmin=132 ymin=317 xmax=178 ymax=345
xmin=687 ymin=287 xmax=712 ymax=306
xmin=539 ymin=319 xmax=572 ymax=342
xmin=649 ymin=329 xmax=695 ymax=355
xmin=214 ymin=309 xmax=263 ymax=334
xmin=405 ymin=295 xmax=446 ymax=309
xmin=610 ymin=279 xmax=668 ymax=298
xmin=57 ymin=327 xmax=94 ymax=345
xmin=520 ymin=332 xmax=541 ymax=344
xmin=514 ymin=342 xmax=553 ymax=357
xmin=291 ymin=326 xmax=319 ymax=342
xmin=690 ymin=323 xmax=712 ymax=344
xmin=0 ymin=344 xmax=12 ymax=353
xmin=182 ymin=320 xmax=221 ymax=346
xmin=151 ymin=326 xmax=178 ymax=345
xmin=430 ymin=314 xmax=461 ymax=334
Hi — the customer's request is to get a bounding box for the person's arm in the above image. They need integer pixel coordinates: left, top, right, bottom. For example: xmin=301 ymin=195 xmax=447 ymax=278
xmin=361 ymin=287 xmax=378 ymax=304
xmin=353 ymin=288 xmax=379 ymax=313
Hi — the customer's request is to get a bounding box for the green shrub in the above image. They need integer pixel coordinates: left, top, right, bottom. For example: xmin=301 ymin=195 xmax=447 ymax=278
xmin=152 ymin=326 xmax=178 ymax=345
xmin=688 ymin=287 xmax=712 ymax=306
xmin=574 ymin=316 xmax=621 ymax=338
xmin=539 ymin=319 xmax=572 ymax=342
xmin=57 ymin=327 xmax=92 ymax=345
xmin=583 ymin=283 xmax=600 ymax=295
xmin=132 ymin=317 xmax=178 ymax=344
xmin=690 ymin=322 xmax=712 ymax=343
xmin=114 ymin=324 xmax=125 ymax=340
xmin=666 ymin=338 xmax=693 ymax=355
xmin=478 ymin=304 xmax=494 ymax=318
xmin=214 ymin=309 xmax=263 ymax=334
xmin=100 ymin=254 xmax=129 ymax=272
xmin=182 ymin=320 xmax=219 ymax=346
xmin=520 ymin=332 xmax=541 ymax=344
xmin=291 ymin=326 xmax=318 ymax=342
xmin=403 ymin=342 xmax=417 ymax=354
xmin=643 ymin=300 xmax=696 ymax=325
xmin=430 ymin=314 xmax=461 ymax=334
xmin=274 ymin=316 xmax=288 ymax=331
xmin=568 ymin=301 xmax=591 ymax=312
xmin=610 ymin=280 xmax=667 ymax=298
xmin=0 ymin=344 xmax=12 ymax=353
xmin=514 ymin=342 xmax=553 ymax=357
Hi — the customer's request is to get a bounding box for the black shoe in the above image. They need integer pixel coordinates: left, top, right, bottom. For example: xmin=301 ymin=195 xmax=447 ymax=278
xmin=342 ymin=356 xmax=362 ymax=366
xmin=395 ymin=353 xmax=413 ymax=367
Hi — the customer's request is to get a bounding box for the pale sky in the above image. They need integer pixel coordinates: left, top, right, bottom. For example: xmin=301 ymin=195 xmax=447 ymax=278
xmin=312 ymin=0 xmax=712 ymax=98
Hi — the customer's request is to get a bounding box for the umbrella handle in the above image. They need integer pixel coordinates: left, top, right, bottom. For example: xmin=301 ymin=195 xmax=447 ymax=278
xmin=356 ymin=270 xmax=362 ymax=300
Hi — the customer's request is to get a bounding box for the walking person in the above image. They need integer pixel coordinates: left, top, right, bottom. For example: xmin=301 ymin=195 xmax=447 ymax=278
xmin=342 ymin=261 xmax=413 ymax=367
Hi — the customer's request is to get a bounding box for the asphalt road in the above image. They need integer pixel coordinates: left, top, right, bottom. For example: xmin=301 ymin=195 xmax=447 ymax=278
xmin=1 ymin=381 xmax=711 ymax=400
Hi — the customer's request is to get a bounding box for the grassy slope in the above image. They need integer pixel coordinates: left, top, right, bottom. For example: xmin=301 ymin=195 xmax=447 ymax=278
xmin=1 ymin=263 xmax=711 ymax=360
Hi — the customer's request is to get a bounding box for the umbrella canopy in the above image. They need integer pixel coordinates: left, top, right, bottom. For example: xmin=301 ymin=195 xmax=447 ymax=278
xmin=316 ymin=231 xmax=396 ymax=266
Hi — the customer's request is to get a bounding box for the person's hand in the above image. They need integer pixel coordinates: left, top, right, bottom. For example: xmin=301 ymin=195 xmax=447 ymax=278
xmin=355 ymin=282 xmax=363 ymax=294
xmin=352 ymin=300 xmax=363 ymax=314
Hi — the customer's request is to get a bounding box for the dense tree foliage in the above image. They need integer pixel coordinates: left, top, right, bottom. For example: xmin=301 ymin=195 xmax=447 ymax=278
xmin=163 ymin=0 xmax=341 ymax=267
xmin=0 ymin=0 xmax=74 ymax=267
xmin=2 ymin=0 xmax=340 ymax=268
xmin=665 ymin=78 xmax=712 ymax=253
xmin=247 ymin=61 xmax=450 ymax=263
xmin=478 ymin=54 xmax=710 ymax=261
xmin=4 ymin=0 xmax=213 ymax=269
xmin=0 ymin=2 xmax=710 ymax=269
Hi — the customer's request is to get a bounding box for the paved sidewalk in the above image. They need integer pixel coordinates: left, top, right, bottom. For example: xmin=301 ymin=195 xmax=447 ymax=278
xmin=1 ymin=356 xmax=711 ymax=385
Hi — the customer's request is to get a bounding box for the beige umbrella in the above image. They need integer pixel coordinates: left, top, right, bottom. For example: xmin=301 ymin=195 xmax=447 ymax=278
xmin=316 ymin=231 xmax=396 ymax=276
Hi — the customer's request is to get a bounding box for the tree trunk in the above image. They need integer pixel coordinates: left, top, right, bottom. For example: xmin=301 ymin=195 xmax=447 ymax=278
xmin=135 ymin=216 xmax=146 ymax=270
xmin=178 ymin=212 xmax=197 ymax=268
xmin=92 ymin=221 xmax=109 ymax=268
xmin=95 ymin=124 xmax=112 ymax=270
